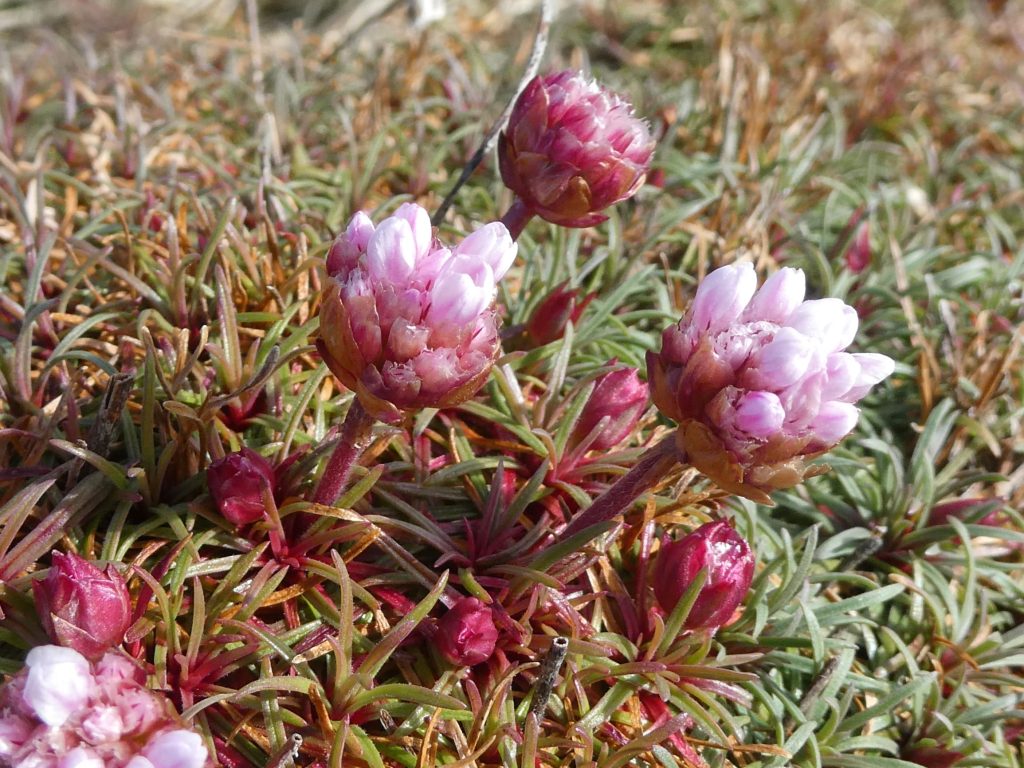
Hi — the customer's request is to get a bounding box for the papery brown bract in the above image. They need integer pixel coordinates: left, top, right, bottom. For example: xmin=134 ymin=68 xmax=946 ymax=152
xmin=32 ymin=552 xmax=131 ymax=661
xmin=498 ymin=70 xmax=654 ymax=227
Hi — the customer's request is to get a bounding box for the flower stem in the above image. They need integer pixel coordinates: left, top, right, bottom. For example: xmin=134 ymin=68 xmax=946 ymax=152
xmin=500 ymin=199 xmax=535 ymax=241
xmin=312 ymin=399 xmax=376 ymax=507
xmin=560 ymin=436 xmax=681 ymax=540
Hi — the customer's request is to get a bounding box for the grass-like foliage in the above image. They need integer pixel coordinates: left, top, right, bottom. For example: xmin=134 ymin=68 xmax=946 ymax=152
xmin=0 ymin=0 xmax=1021 ymax=766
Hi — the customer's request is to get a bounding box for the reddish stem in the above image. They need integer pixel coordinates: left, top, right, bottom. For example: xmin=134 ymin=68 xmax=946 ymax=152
xmin=500 ymin=198 xmax=535 ymax=241
xmin=312 ymin=399 xmax=376 ymax=507
xmin=560 ymin=436 xmax=681 ymax=541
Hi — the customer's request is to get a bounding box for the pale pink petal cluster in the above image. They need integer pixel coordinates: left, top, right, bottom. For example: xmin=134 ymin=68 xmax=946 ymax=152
xmin=319 ymin=203 xmax=517 ymax=421
xmin=648 ymin=262 xmax=895 ymax=501
xmin=0 ymin=646 xmax=208 ymax=768
xmin=499 ymin=70 xmax=654 ymax=227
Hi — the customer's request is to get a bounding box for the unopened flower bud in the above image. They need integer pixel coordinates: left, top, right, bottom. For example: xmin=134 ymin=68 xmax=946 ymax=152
xmin=572 ymin=365 xmax=648 ymax=451
xmin=499 ymin=70 xmax=654 ymax=227
xmin=525 ymin=282 xmax=593 ymax=345
xmin=32 ymin=552 xmax=131 ymax=660
xmin=846 ymin=219 xmax=871 ymax=273
xmin=206 ymin=449 xmax=276 ymax=526
xmin=902 ymin=746 xmax=965 ymax=768
xmin=435 ymin=597 xmax=499 ymax=666
xmin=652 ymin=521 xmax=754 ymax=631
xmin=928 ymin=498 xmax=1005 ymax=527
xmin=647 ymin=263 xmax=895 ymax=502
xmin=319 ymin=204 xmax=516 ymax=422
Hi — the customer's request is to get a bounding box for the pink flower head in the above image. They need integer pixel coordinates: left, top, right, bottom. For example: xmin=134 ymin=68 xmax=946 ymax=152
xmin=206 ymin=448 xmax=276 ymax=526
xmin=647 ymin=263 xmax=895 ymax=502
xmin=0 ymin=647 xmax=208 ymax=768
xmin=499 ymin=70 xmax=654 ymax=227
xmin=652 ymin=520 xmax=754 ymax=631
xmin=572 ymin=364 xmax=649 ymax=452
xmin=32 ymin=552 xmax=131 ymax=661
xmin=434 ymin=597 xmax=499 ymax=666
xmin=319 ymin=204 xmax=517 ymax=422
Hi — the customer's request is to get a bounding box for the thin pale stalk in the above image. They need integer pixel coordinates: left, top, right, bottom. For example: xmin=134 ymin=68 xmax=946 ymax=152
xmin=430 ymin=0 xmax=552 ymax=227
xmin=312 ymin=400 xmax=376 ymax=507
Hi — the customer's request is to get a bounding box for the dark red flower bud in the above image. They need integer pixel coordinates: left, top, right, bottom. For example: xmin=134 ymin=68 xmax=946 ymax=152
xmin=32 ymin=552 xmax=131 ymax=660
xmin=928 ymin=497 xmax=1005 ymax=527
xmin=435 ymin=597 xmax=499 ymax=666
xmin=525 ymin=282 xmax=593 ymax=346
xmin=207 ymin=448 xmax=276 ymax=526
xmin=845 ymin=220 xmax=871 ymax=273
xmin=499 ymin=70 xmax=654 ymax=228
xmin=220 ymin=390 xmax=269 ymax=432
xmin=902 ymin=746 xmax=965 ymax=768
xmin=652 ymin=521 xmax=754 ymax=631
xmin=572 ymin=365 xmax=648 ymax=451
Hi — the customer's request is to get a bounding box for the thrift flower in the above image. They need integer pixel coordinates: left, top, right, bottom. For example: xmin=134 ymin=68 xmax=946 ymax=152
xmin=0 ymin=646 xmax=208 ymax=768
xmin=647 ymin=263 xmax=895 ymax=502
xmin=499 ymin=70 xmax=654 ymax=227
xmin=206 ymin=448 xmax=276 ymax=526
xmin=319 ymin=204 xmax=516 ymax=422
xmin=435 ymin=597 xmax=499 ymax=666
xmin=32 ymin=552 xmax=131 ymax=660
xmin=652 ymin=520 xmax=754 ymax=631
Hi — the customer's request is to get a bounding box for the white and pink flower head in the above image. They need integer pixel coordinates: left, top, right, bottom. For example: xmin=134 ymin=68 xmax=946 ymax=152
xmin=0 ymin=646 xmax=208 ymax=768
xmin=319 ymin=203 xmax=517 ymax=422
xmin=648 ymin=262 xmax=895 ymax=502
xmin=499 ymin=70 xmax=654 ymax=228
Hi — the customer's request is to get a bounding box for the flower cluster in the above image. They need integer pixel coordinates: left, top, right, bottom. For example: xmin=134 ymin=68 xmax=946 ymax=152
xmin=0 ymin=646 xmax=208 ymax=768
xmin=499 ymin=70 xmax=655 ymax=228
xmin=648 ymin=263 xmax=895 ymax=502
xmin=318 ymin=203 xmax=516 ymax=422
